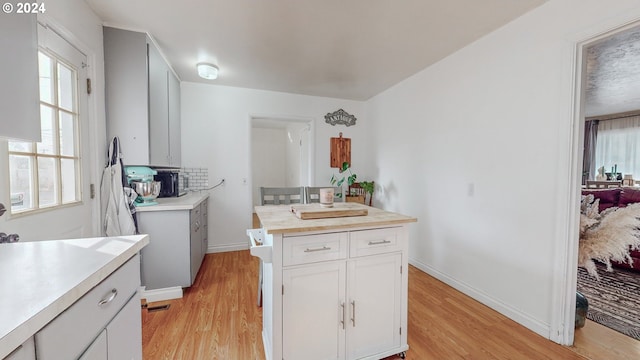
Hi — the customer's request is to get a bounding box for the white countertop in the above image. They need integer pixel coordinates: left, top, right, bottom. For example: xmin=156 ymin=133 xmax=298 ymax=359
xmin=134 ymin=192 xmax=209 ymax=212
xmin=0 ymin=234 xmax=149 ymax=358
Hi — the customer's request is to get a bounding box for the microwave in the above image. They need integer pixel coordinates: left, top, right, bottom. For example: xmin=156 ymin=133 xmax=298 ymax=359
xmin=154 ymin=170 xmax=188 ymax=197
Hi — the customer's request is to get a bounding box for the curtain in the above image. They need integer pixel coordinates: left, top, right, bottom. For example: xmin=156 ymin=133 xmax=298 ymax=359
xmin=582 ymin=120 xmax=599 ymax=184
xmin=594 ymin=115 xmax=640 ymax=180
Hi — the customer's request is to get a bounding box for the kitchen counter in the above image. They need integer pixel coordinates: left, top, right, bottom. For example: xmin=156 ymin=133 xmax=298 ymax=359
xmin=135 ymin=191 xmax=209 ymax=212
xmin=0 ymin=234 xmax=149 ymax=359
xmin=254 ymin=202 xmax=417 ymax=234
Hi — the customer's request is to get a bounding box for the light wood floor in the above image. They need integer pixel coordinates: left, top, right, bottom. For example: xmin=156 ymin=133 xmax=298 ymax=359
xmin=142 ymin=251 xmax=640 ymax=359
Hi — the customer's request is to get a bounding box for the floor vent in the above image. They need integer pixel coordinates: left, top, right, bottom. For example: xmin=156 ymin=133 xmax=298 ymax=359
xmin=146 ymin=304 xmax=171 ymax=312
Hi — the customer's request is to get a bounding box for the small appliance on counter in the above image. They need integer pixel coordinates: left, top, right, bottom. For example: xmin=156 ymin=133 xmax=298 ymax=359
xmin=124 ymin=166 xmax=162 ymax=206
xmin=153 ymin=168 xmax=188 ymax=197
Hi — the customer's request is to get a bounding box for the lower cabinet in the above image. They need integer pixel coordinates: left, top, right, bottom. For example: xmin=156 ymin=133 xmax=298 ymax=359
xmin=281 ymin=228 xmax=404 ymax=360
xmin=137 ymin=198 xmax=208 ymax=290
xmin=78 ymin=331 xmax=107 ymax=360
xmin=78 ymin=292 xmax=142 ymax=360
xmin=35 ymin=255 xmax=142 ymax=360
xmin=3 ymin=337 xmax=35 ymax=360
xmin=283 ymin=261 xmax=346 ymax=359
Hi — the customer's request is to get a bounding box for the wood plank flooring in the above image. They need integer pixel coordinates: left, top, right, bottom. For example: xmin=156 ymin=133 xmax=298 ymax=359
xmin=142 ymin=251 xmax=640 ymax=359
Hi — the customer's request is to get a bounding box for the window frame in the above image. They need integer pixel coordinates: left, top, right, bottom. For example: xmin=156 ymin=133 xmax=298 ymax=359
xmin=8 ymin=48 xmax=83 ymax=215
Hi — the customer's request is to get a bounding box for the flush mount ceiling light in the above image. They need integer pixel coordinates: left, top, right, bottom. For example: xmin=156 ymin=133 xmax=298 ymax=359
xmin=197 ymin=62 xmax=219 ymax=80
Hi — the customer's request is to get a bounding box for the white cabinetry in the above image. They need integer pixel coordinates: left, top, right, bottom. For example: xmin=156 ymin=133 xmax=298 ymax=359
xmin=0 ymin=5 xmax=40 ymax=141
xmin=103 ymin=26 xmax=180 ymax=167
xmin=78 ymin=331 xmax=106 ymax=360
xmin=283 ymin=261 xmax=346 ymax=359
xmin=278 ymin=227 xmax=406 ymax=360
xmin=35 ymin=255 xmax=142 ymax=360
xmin=2 ymin=337 xmax=35 ymax=360
xmin=137 ymin=198 xmax=208 ymax=290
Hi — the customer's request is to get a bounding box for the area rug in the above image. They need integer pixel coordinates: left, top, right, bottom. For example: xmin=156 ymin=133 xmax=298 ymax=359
xmin=577 ymin=264 xmax=640 ymax=340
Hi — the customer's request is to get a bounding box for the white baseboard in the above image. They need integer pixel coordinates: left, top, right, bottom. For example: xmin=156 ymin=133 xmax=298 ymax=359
xmin=140 ymin=286 xmax=183 ymax=302
xmin=408 ymin=258 xmax=551 ymax=340
xmin=207 ymin=243 xmax=249 ymax=253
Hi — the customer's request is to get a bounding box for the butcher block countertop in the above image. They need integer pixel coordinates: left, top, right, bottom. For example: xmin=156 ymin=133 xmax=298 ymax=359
xmin=255 ymin=202 xmax=417 ymax=234
xmin=0 ymin=234 xmax=149 ymax=359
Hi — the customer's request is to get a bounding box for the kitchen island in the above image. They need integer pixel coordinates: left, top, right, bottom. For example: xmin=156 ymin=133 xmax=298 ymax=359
xmin=251 ymin=203 xmax=416 ymax=360
xmin=0 ymin=234 xmax=149 ymax=359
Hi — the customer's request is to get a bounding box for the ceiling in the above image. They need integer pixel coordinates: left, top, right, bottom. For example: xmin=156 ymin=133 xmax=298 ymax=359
xmin=585 ymin=24 xmax=640 ymax=118
xmin=85 ymin=0 xmax=546 ymax=101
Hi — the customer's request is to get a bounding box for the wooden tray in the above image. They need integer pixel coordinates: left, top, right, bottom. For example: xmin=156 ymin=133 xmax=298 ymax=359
xmin=290 ymin=203 xmax=368 ymax=220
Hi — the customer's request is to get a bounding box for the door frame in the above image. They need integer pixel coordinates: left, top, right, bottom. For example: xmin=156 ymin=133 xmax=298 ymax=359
xmin=248 ymin=114 xmax=315 ymax=207
xmin=34 ymin=14 xmax=101 ymax=237
xmin=560 ymin=18 xmax=640 ymax=345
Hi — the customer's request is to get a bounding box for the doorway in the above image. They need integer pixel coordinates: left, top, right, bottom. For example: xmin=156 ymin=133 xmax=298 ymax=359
xmin=250 ymin=116 xmax=313 ymax=207
xmin=570 ymin=21 xmax=640 ymax=348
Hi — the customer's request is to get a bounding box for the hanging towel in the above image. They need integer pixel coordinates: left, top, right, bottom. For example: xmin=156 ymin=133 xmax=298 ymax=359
xmin=100 ymin=137 xmax=137 ymax=236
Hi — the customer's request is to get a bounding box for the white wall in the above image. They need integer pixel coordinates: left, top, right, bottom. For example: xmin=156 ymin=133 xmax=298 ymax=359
xmin=251 ymin=127 xmax=287 ymax=204
xmin=181 ymin=83 xmax=367 ymax=252
xmin=366 ymin=0 xmax=640 ymax=344
xmin=0 ymin=0 xmax=106 ymax=240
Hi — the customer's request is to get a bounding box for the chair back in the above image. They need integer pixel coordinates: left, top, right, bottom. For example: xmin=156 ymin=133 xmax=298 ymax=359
xmin=260 ymin=187 xmax=305 ymax=205
xmin=305 ymin=186 xmax=342 ymax=204
xmin=347 ymin=182 xmax=374 ymax=206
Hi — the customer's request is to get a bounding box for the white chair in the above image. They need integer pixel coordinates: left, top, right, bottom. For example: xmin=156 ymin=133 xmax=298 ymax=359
xmin=305 ymin=186 xmax=342 ymax=204
xmin=260 ymin=187 xmax=305 ymax=205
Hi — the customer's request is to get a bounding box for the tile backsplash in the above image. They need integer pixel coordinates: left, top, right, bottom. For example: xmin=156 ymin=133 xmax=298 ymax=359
xmin=182 ymin=167 xmax=209 ymax=191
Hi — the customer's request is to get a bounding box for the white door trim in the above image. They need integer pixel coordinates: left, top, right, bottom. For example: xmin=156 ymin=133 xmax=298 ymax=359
xmin=556 ymin=17 xmax=640 ymax=346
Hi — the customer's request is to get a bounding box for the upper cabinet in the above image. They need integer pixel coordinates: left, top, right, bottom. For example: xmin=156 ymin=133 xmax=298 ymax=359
xmin=103 ymin=27 xmax=181 ymax=167
xmin=0 ymin=7 xmax=41 ymax=142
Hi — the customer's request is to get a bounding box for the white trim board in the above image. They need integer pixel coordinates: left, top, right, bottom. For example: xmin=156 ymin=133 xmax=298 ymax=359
xmin=207 ymin=243 xmax=249 ymax=253
xmin=140 ymin=286 xmax=183 ymax=302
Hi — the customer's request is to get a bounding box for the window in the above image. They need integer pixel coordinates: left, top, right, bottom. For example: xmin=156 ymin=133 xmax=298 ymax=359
xmin=8 ymin=50 xmax=81 ymax=213
xmin=594 ymin=115 xmax=640 ymax=180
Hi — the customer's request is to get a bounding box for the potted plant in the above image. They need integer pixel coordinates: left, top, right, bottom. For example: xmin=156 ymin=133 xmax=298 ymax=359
xmin=330 ymin=162 xmax=374 ymax=203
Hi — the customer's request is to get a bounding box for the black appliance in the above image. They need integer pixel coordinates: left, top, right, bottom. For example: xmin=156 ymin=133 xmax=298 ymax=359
xmin=154 ymin=169 xmax=188 ymax=197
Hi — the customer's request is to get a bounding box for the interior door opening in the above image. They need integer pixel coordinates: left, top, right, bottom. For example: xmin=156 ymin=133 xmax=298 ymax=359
xmin=569 ymin=20 xmax=640 ymax=347
xmin=250 ymin=117 xmax=313 ymax=207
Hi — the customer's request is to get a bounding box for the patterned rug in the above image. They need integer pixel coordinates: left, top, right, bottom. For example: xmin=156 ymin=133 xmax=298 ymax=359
xmin=577 ymin=264 xmax=640 ymax=340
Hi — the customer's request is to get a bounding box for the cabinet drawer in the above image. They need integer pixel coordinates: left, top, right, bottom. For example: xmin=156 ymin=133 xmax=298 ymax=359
xmin=35 ymin=255 xmax=140 ymax=360
xmin=349 ymin=227 xmax=402 ymax=257
xmin=283 ymin=233 xmax=348 ymax=266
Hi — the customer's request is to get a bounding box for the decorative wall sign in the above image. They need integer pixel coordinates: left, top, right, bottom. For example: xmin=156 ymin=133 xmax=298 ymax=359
xmin=325 ymin=109 xmax=357 ymax=127
xmin=330 ymin=132 xmax=351 ymax=169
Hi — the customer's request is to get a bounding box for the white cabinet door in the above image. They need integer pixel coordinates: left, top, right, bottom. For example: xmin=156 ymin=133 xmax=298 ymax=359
xmin=138 ymin=210 xmax=191 ymax=289
xmin=148 ymin=39 xmax=170 ymax=167
xmin=103 ymin=27 xmax=149 ymax=165
xmin=346 ymin=253 xmax=402 ymax=359
xmin=168 ymin=70 xmax=181 ymax=166
xmin=78 ymin=330 xmax=107 ymax=360
xmin=3 ymin=336 xmax=35 ymax=360
xmin=283 ymin=261 xmax=346 ymax=360
xmin=106 ymin=293 xmax=143 ymax=360
xmin=0 ymin=5 xmax=40 ymax=141
xmin=189 ymin=206 xmax=202 ymax=284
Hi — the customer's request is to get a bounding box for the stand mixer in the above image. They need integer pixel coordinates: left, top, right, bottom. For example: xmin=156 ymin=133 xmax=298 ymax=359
xmin=124 ymin=166 xmax=161 ymax=206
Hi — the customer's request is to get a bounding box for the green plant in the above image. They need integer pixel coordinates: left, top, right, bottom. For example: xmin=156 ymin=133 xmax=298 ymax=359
xmin=330 ymin=162 xmax=374 ymax=197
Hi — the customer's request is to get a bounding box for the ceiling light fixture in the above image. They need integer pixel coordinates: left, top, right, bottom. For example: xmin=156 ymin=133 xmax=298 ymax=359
xmin=197 ymin=62 xmax=219 ymax=80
